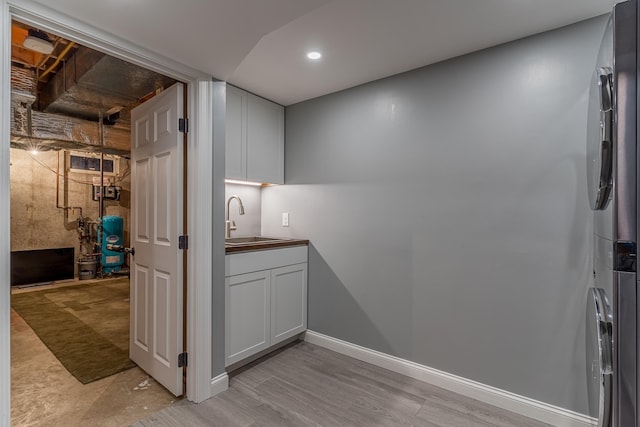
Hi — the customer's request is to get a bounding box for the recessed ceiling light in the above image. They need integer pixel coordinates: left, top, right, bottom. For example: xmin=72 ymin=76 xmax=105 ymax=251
xmin=306 ymin=51 xmax=322 ymax=61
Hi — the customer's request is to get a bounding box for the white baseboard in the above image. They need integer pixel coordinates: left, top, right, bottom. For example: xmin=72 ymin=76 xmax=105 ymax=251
xmin=304 ymin=331 xmax=594 ymax=427
xmin=210 ymin=372 xmax=229 ymax=397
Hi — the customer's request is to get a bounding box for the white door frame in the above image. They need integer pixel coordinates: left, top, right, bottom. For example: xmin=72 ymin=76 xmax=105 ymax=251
xmin=0 ymin=1 xmax=222 ymax=423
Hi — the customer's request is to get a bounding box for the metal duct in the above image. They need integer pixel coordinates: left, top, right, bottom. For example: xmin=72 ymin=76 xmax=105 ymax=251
xmin=10 ymin=101 xmax=130 ymax=156
xmin=38 ymin=45 xmax=176 ymax=125
xmin=10 ymin=41 xmax=175 ymax=156
xmin=10 ymin=64 xmax=128 ymax=154
xmin=10 ymin=65 xmax=36 ymax=105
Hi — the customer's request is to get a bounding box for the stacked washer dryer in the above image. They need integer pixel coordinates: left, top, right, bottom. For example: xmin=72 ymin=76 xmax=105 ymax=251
xmin=587 ymin=1 xmax=638 ymax=426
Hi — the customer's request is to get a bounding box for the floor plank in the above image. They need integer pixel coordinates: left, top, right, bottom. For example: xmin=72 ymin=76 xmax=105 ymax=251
xmin=132 ymin=341 xmax=550 ymax=427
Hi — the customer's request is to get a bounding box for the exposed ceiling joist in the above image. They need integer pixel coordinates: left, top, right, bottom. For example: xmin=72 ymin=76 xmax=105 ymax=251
xmin=10 ymin=21 xmax=177 ymax=155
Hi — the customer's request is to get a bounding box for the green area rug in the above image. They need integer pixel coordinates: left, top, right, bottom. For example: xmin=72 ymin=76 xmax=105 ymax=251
xmin=11 ymin=279 xmax=136 ymax=384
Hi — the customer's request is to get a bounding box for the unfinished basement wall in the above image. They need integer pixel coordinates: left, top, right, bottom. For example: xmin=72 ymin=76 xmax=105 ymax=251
xmin=9 ymin=148 xmax=130 ymax=276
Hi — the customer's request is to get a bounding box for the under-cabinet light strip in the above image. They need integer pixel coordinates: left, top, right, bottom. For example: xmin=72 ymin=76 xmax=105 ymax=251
xmin=224 ymin=179 xmax=263 ymax=187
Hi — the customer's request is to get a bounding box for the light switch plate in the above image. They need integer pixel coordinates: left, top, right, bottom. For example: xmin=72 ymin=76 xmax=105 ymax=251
xmin=282 ymin=212 xmax=289 ymax=227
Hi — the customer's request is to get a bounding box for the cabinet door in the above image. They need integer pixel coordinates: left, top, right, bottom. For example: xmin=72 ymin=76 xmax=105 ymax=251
xmin=225 ymin=85 xmax=247 ymax=180
xmin=225 ymin=270 xmax=270 ymax=366
xmin=270 ymin=263 xmax=307 ymax=345
xmin=247 ymin=94 xmax=284 ymax=184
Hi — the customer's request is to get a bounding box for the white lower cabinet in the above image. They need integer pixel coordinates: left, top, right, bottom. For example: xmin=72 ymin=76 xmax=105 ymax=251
xmin=270 ymin=263 xmax=307 ymax=344
xmin=225 ymin=271 xmax=270 ymax=365
xmin=225 ymin=246 xmax=308 ymax=367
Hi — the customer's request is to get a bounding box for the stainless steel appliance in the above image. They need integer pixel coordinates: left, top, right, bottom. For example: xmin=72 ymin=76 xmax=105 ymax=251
xmin=586 ymin=1 xmax=638 ymax=426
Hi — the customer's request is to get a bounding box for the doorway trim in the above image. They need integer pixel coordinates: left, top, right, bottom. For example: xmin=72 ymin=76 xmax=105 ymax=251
xmin=1 ymin=1 xmax=220 ymax=422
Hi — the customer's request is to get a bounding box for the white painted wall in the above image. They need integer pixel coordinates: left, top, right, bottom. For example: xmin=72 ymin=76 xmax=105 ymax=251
xmin=224 ymin=183 xmax=262 ymax=237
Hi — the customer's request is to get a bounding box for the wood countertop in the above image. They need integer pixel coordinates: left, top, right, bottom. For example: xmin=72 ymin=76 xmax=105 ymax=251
xmin=225 ymin=238 xmax=309 ymax=254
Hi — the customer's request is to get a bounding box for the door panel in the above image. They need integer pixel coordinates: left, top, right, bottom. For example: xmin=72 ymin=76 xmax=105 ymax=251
xmin=154 ymin=152 xmax=172 ymax=245
xmin=225 ymin=85 xmax=246 ymax=180
xmin=153 ymin=270 xmax=171 ymax=366
xmin=133 ymin=265 xmax=149 ymax=351
xmin=135 ymin=114 xmax=151 ymax=149
xmin=130 ymin=83 xmax=184 ymax=396
xmin=225 ymin=271 xmax=270 ymax=366
xmin=134 ymin=158 xmax=150 ymax=242
xmin=246 ymin=94 xmax=284 ymax=184
xmin=271 ymin=263 xmax=307 ymax=344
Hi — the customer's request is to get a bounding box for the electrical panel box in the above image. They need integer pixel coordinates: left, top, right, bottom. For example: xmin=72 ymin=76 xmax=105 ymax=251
xmin=92 ymin=185 xmax=121 ymax=201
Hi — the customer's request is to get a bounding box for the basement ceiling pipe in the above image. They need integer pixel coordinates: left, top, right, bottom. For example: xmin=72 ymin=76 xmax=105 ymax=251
xmin=99 ymin=152 xmax=104 ymax=220
xmin=38 ymin=41 xmax=75 ymax=81
xmin=55 ymin=150 xmax=83 ymax=219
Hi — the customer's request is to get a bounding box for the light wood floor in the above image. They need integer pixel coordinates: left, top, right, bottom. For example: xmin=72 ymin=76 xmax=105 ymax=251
xmin=132 ymin=341 xmax=550 ymax=427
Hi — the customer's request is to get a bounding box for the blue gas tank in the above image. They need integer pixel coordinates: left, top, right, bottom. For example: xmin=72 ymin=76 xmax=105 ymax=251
xmin=101 ymin=215 xmax=124 ymax=273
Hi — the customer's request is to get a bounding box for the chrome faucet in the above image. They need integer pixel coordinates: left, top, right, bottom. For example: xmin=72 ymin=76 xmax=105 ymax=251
xmin=225 ymin=195 xmax=245 ymax=238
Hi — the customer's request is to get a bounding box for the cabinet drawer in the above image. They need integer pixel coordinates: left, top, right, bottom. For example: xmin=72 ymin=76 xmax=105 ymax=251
xmin=225 ymin=246 xmax=308 ymax=277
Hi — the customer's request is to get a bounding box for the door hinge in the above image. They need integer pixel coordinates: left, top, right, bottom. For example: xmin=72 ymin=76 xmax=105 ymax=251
xmin=178 ymin=352 xmax=188 ymax=368
xmin=178 ymin=118 xmax=189 ymax=133
xmin=178 ymin=235 xmax=188 ymax=250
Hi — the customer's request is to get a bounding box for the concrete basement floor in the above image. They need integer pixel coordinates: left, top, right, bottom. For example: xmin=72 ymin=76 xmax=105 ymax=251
xmin=11 ymin=279 xmax=178 ymax=427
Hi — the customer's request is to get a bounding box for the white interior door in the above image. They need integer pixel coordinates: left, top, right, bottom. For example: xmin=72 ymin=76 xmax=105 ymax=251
xmin=130 ymin=83 xmax=185 ymax=396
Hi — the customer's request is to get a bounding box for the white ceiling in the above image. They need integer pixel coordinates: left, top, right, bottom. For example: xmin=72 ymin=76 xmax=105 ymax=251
xmin=32 ymin=0 xmax=615 ymax=106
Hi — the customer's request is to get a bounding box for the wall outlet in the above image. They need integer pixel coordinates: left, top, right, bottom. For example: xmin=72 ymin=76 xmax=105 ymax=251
xmin=282 ymin=212 xmax=289 ymax=227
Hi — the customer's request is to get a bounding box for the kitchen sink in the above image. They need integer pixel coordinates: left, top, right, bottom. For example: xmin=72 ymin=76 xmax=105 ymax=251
xmin=225 ymin=236 xmax=286 ymax=245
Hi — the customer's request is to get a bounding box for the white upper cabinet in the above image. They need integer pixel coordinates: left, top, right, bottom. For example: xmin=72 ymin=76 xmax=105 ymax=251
xmin=225 ymin=86 xmax=247 ymax=180
xmin=226 ymin=85 xmax=284 ymax=184
xmin=246 ymin=94 xmax=284 ymax=184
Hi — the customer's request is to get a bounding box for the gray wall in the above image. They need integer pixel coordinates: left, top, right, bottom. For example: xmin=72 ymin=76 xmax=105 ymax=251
xmin=262 ymin=15 xmax=607 ymax=414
